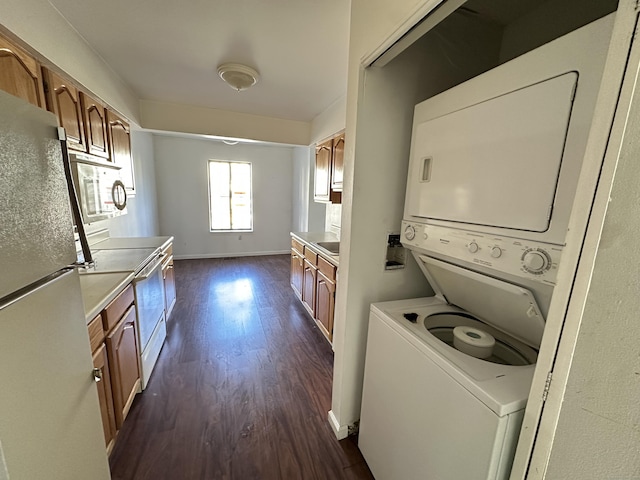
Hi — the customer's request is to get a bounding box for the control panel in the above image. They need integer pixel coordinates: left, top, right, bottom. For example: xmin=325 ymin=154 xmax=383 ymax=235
xmin=401 ymin=221 xmax=563 ymax=285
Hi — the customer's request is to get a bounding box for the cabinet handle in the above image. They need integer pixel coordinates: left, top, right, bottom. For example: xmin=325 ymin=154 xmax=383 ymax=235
xmin=93 ymin=368 xmax=102 ymax=383
xmin=123 ymin=324 xmax=134 ymax=331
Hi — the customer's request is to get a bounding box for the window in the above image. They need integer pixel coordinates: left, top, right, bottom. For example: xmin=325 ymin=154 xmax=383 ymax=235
xmin=208 ymin=160 xmax=253 ymax=231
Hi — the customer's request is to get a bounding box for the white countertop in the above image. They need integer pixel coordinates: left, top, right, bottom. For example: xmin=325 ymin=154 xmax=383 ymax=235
xmin=290 ymin=231 xmax=340 ymax=266
xmin=78 ymin=236 xmax=175 ymax=322
xmin=79 ymin=248 xmax=158 ymax=275
xmin=79 ymin=272 xmax=135 ymax=323
xmin=91 ymin=236 xmax=173 ymax=251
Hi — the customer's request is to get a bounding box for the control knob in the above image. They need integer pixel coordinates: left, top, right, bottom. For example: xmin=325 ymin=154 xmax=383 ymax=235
xmin=468 ymin=241 xmax=479 ymax=254
xmin=522 ymin=249 xmax=551 ymax=274
xmin=491 ymin=246 xmax=502 ymax=258
xmin=404 ymin=224 xmax=416 ymax=241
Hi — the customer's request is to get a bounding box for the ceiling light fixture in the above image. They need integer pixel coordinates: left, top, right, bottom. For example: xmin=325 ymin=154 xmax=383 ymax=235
xmin=217 ymin=63 xmax=260 ymax=91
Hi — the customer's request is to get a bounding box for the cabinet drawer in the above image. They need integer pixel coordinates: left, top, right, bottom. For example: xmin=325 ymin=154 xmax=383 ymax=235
xmin=103 ymin=284 xmax=134 ymax=332
xmin=291 ymin=238 xmax=304 ymax=255
xmin=317 ymin=255 xmax=336 ymax=281
xmin=304 ymin=247 xmax=318 ymax=264
xmin=88 ymin=313 xmax=105 ymax=353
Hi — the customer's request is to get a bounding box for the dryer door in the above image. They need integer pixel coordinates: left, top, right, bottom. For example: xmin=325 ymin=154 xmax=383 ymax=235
xmin=405 ymin=72 xmax=577 ymax=233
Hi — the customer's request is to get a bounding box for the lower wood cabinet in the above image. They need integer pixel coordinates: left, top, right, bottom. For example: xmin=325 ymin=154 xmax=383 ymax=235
xmin=106 ymin=305 xmax=140 ymax=428
xmin=92 ymin=343 xmax=117 ymax=453
xmin=302 ymin=257 xmax=317 ymax=316
xmin=291 ymin=238 xmax=305 ymax=300
xmin=315 ymin=257 xmax=337 ymax=341
xmin=87 ymin=283 xmax=141 ymax=454
xmin=88 ymin=313 xmax=117 ymax=453
xmin=290 ymin=236 xmax=338 ymax=343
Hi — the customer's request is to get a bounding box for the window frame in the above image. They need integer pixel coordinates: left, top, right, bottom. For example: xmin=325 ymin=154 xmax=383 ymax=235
xmin=207 ymin=159 xmax=254 ymax=233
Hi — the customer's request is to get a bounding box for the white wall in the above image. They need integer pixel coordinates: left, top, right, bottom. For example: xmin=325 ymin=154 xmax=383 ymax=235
xmin=154 ymin=135 xmax=294 ymax=258
xmin=310 ymin=95 xmax=347 ymax=145
xmin=140 ymin=100 xmax=311 ymax=146
xmin=292 ymin=147 xmax=309 ymax=233
xmin=292 ymin=146 xmax=326 ymax=233
xmin=330 ymin=0 xmax=502 ymax=437
xmin=108 ymin=131 xmax=160 ymax=237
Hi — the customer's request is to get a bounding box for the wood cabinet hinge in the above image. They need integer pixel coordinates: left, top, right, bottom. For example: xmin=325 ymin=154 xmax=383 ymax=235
xmin=542 ymin=371 xmax=553 ymax=403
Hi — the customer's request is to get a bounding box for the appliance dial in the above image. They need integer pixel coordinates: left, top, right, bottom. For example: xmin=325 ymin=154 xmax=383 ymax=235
xmin=468 ymin=241 xmax=479 ymax=254
xmin=491 ymin=246 xmax=502 ymax=258
xmin=404 ymin=224 xmax=416 ymax=241
xmin=522 ymin=249 xmax=551 ymax=274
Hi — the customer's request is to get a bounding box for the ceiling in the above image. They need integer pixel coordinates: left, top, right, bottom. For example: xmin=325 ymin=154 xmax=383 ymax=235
xmin=49 ymin=0 xmax=351 ymax=123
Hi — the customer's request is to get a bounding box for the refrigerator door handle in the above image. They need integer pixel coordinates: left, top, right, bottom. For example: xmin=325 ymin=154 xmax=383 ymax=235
xmin=58 ymin=129 xmax=93 ymax=266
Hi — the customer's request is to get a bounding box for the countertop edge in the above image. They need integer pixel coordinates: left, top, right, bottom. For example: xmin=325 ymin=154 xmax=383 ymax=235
xmin=290 ymin=232 xmax=340 ymax=267
xmin=83 ymin=272 xmax=135 ymax=323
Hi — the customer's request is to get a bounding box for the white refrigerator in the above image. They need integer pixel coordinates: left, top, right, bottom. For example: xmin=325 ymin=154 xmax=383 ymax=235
xmin=0 ymin=91 xmax=110 ymax=479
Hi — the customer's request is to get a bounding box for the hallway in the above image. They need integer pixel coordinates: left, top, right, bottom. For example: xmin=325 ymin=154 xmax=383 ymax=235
xmin=109 ymin=255 xmax=373 ymax=479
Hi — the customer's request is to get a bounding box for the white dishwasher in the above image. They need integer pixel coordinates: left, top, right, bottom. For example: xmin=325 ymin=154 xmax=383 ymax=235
xmin=133 ymin=253 xmax=167 ymax=390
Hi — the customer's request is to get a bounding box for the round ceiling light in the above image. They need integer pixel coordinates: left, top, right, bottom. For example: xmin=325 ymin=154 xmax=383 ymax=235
xmin=217 ymin=63 xmax=260 ymax=91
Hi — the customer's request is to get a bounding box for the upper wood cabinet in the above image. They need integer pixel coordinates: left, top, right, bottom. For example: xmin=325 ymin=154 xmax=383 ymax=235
xmin=106 ymin=109 xmax=135 ymax=192
xmin=81 ymin=92 xmax=110 ymax=159
xmin=314 ymin=139 xmax=333 ymax=202
xmin=331 ymin=132 xmax=344 ymax=192
xmin=0 ymin=33 xmax=46 ymax=108
xmin=42 ymin=68 xmax=87 ymax=152
xmin=314 ymin=131 xmax=344 ymax=203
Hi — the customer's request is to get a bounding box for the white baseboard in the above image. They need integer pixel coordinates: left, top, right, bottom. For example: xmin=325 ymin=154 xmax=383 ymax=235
xmin=174 ymin=250 xmax=289 ymax=260
xmin=328 ymin=410 xmax=349 ymax=440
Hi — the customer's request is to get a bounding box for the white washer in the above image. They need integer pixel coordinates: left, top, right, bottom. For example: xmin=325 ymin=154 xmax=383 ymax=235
xmin=359 ymin=225 xmax=557 ymax=480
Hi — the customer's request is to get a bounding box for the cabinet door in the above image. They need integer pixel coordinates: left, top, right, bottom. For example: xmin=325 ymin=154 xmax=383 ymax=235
xmin=331 ymin=132 xmax=344 ymax=192
xmin=314 ymin=139 xmax=333 ymax=202
xmin=42 ymin=68 xmax=86 ymax=152
xmin=81 ymin=92 xmax=110 ymax=158
xmin=290 ymin=248 xmax=304 ymax=300
xmin=0 ymin=34 xmax=45 ymax=108
xmin=106 ymin=109 xmax=135 ymax=192
xmin=315 ymin=270 xmax=336 ymax=341
xmin=92 ymin=343 xmax=117 ymax=451
xmin=302 ymin=259 xmax=317 ymax=316
xmin=106 ymin=305 xmax=140 ymax=428
xmin=163 ymin=257 xmax=177 ymax=320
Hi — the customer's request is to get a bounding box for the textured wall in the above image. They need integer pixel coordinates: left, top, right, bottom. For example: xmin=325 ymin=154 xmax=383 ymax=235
xmin=544 ymin=59 xmax=640 ymax=479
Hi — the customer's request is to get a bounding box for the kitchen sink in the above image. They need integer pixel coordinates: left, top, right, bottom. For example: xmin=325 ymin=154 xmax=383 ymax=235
xmin=315 ymin=241 xmax=340 ymax=255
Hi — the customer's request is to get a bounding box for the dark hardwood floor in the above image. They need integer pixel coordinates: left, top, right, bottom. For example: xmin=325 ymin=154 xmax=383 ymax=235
xmin=109 ymin=255 xmax=373 ymax=480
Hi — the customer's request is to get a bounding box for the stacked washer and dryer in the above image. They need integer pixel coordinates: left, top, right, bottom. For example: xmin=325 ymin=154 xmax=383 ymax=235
xmin=358 ymin=15 xmax=614 ymax=480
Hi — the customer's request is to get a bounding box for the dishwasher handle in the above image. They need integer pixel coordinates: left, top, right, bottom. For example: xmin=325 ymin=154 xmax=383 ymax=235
xmin=134 ymin=253 xmax=166 ymax=282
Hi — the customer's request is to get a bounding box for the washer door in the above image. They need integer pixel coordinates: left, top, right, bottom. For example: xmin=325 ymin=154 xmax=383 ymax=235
xmin=417 ymin=254 xmax=546 ymax=349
